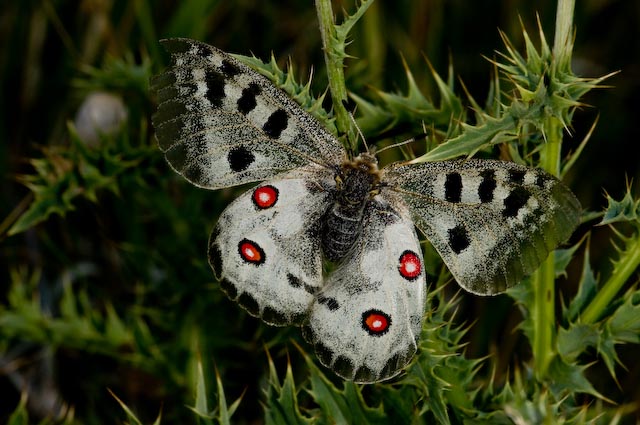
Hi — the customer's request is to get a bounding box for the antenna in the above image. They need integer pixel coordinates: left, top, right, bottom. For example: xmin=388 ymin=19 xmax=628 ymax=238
xmin=376 ymin=132 xmax=428 ymax=155
xmin=342 ymin=100 xmax=370 ymax=153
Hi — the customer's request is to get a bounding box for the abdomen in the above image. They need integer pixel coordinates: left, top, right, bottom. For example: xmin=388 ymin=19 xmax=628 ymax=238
xmin=321 ymin=201 xmax=366 ymax=261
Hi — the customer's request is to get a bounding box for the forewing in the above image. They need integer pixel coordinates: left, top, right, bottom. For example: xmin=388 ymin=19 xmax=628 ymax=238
xmin=302 ymin=198 xmax=426 ymax=383
xmin=208 ymin=166 xmax=335 ymax=325
xmin=383 ymin=159 xmax=581 ymax=295
xmin=151 ymin=38 xmax=345 ymax=189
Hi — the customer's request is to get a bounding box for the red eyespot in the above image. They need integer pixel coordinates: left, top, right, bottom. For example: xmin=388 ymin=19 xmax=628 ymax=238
xmin=398 ymin=250 xmax=422 ymax=280
xmin=252 ymin=185 xmax=278 ymax=209
xmin=238 ymin=239 xmax=265 ymax=265
xmin=362 ymin=309 xmax=391 ymax=336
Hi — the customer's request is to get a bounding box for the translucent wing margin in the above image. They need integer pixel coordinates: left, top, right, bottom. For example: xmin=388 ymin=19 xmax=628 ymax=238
xmin=303 ymin=198 xmax=426 ymax=382
xmin=383 ymin=159 xmax=581 ymax=295
xmin=151 ymin=38 xmax=345 ymax=189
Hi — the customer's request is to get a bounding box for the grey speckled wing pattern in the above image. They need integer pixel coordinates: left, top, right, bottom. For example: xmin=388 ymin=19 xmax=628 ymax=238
xmin=151 ymin=38 xmax=344 ymax=189
xmin=382 ymin=159 xmax=581 ymax=295
xmin=208 ymin=165 xmax=335 ymax=326
xmin=302 ymin=198 xmax=426 ymax=382
xmin=151 ymin=38 xmax=582 ymax=383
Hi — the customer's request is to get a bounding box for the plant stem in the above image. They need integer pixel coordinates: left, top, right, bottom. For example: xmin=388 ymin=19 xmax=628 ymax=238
xmin=581 ymin=233 xmax=640 ymax=324
xmin=314 ymin=0 xmax=357 ymax=153
xmin=532 ymin=116 xmax=564 ymax=379
xmin=553 ymin=0 xmax=575 ymax=68
xmin=530 ymin=0 xmax=575 ymax=378
xmin=531 ymin=253 xmax=556 ymax=379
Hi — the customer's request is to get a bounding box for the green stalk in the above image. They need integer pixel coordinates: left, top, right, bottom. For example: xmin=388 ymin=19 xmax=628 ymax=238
xmin=530 ymin=0 xmax=575 ymax=379
xmin=531 ymin=250 xmax=557 ymax=379
xmin=314 ymin=0 xmax=357 ymax=153
xmin=553 ymin=0 xmax=575 ymax=70
xmin=581 ymin=233 xmax=640 ymax=324
xmin=531 ymin=106 xmax=564 ymax=380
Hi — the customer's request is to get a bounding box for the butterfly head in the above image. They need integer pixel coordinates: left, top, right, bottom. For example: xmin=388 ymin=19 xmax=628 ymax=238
xmin=336 ymin=154 xmax=381 ymax=201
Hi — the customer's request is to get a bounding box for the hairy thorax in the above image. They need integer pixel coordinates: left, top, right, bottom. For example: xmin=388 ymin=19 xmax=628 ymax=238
xmin=321 ymin=154 xmax=382 ymax=262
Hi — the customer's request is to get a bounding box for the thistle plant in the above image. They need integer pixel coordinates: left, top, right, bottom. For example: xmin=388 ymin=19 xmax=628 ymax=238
xmin=1 ymin=0 xmax=638 ymax=424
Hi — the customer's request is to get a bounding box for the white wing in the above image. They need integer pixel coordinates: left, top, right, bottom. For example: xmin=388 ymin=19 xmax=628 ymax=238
xmin=383 ymin=159 xmax=581 ymax=295
xmin=209 ymin=165 xmax=335 ymax=325
xmin=151 ymin=38 xmax=345 ymax=189
xmin=303 ymin=197 xmax=426 ymax=383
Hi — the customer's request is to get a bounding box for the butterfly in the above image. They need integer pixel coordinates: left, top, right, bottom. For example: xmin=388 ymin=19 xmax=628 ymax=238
xmin=151 ymin=38 xmax=581 ymax=383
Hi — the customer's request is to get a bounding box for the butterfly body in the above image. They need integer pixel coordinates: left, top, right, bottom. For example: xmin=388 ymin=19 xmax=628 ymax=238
xmin=321 ymin=154 xmax=381 ymax=261
xmin=151 ymin=38 xmax=581 ymax=383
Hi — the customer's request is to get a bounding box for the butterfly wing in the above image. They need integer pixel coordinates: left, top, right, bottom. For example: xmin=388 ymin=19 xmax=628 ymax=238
xmin=383 ymin=159 xmax=581 ymax=295
xmin=151 ymin=38 xmax=345 ymax=189
xmin=302 ymin=198 xmax=426 ymax=383
xmin=208 ymin=165 xmax=335 ymax=326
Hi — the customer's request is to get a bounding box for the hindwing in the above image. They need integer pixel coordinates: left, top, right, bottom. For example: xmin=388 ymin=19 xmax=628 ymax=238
xmin=302 ymin=198 xmax=426 ymax=382
xmin=208 ymin=166 xmax=335 ymax=325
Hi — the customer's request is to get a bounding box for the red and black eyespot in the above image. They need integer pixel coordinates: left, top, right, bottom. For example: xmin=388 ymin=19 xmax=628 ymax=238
xmin=398 ymin=250 xmax=422 ymax=281
xmin=252 ymin=185 xmax=278 ymax=209
xmin=238 ymin=239 xmax=265 ymax=265
xmin=361 ymin=309 xmax=391 ymax=336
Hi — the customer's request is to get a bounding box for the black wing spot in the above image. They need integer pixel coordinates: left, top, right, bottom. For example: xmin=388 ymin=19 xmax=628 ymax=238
xmin=535 ymin=172 xmax=548 ymax=188
xmin=287 ymin=273 xmax=301 ymax=288
xmin=169 ymin=40 xmax=192 ymax=54
xmin=219 ymin=278 xmax=238 ymax=300
xmin=354 ymin=365 xmax=375 ymax=382
xmin=237 ymin=83 xmax=261 ymax=114
xmin=204 ymin=70 xmax=225 ymax=108
xmin=228 ymin=146 xmax=255 ymax=172
xmin=263 ymin=109 xmax=288 ymax=139
xmin=333 ymin=355 xmax=355 ymax=379
xmin=183 ymin=164 xmax=204 ymax=184
xmin=238 ymin=292 xmax=260 ymax=316
xmin=478 ymin=169 xmax=497 ymax=203
xmin=263 ymin=306 xmax=287 ymax=325
xmin=444 ymin=172 xmax=463 ymax=203
xmin=509 ymin=169 xmax=526 ymax=184
xmin=314 ymin=341 xmax=334 ymax=366
xmin=190 ymin=43 xmax=209 ymax=58
xmin=318 ymin=296 xmax=340 ymax=311
xmin=448 ymin=224 xmax=470 ymax=254
xmin=503 ymin=187 xmax=531 ymax=218
xmin=221 ymin=59 xmax=241 ymax=77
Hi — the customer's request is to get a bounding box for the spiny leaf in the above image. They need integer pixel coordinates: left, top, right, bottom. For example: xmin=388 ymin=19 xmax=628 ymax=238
xmin=600 ymin=186 xmax=640 ymax=226
xmin=334 ymin=0 xmax=375 ymax=47
xmin=8 ymin=127 xmax=145 ymax=236
xmin=420 ymin=17 xmax=613 ymax=166
xmin=263 ymin=350 xmax=312 ymax=425
xmin=233 ymin=53 xmax=337 ymax=134
xmin=403 ymin=289 xmax=481 ymax=422
xmin=554 ymin=236 xmax=583 ymax=278
xmin=187 ymin=360 xmax=213 ymax=422
xmin=109 ymin=389 xmax=144 ymax=425
xmin=7 ymin=394 xmax=29 ymax=425
xmin=297 ymin=342 xmax=387 ymax=425
xmin=564 ymin=241 xmax=598 ymax=323
xmin=352 ymin=57 xmax=463 ymax=140
xmin=607 ymin=288 xmax=640 ymax=344
xmin=581 ymin=214 xmax=640 ymax=324
xmin=411 ymin=112 xmax=517 ymax=162
xmin=547 ymin=356 xmax=607 ymax=401
xmin=557 ymin=323 xmax=599 ymax=362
